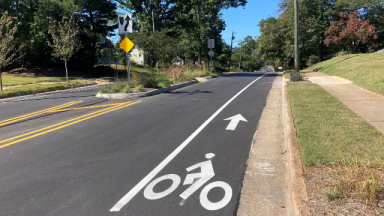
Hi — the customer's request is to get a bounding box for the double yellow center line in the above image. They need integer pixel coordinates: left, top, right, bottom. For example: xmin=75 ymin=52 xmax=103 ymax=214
xmin=0 ymin=101 xmax=82 ymax=127
xmin=0 ymin=101 xmax=141 ymax=149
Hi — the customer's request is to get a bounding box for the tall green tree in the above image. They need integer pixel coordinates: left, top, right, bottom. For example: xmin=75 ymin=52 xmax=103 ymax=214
xmin=0 ymin=12 xmax=20 ymax=91
xmin=78 ymin=0 xmax=117 ymax=68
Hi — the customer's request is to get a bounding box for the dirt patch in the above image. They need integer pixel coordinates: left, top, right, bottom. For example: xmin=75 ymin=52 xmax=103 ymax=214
xmin=306 ymin=166 xmax=384 ymax=215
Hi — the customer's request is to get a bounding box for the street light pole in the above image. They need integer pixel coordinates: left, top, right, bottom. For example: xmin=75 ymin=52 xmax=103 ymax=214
xmin=294 ymin=0 xmax=300 ymax=73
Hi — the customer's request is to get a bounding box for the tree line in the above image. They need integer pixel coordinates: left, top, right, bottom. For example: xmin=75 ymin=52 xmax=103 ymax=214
xmin=0 ymin=0 xmax=248 ymax=75
xmin=256 ymin=0 xmax=383 ymax=70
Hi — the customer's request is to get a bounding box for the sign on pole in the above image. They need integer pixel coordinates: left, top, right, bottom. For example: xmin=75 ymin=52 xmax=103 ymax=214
xmin=118 ymin=13 xmax=133 ymax=86
xmin=118 ymin=14 xmax=133 ymax=34
xmin=208 ymin=39 xmax=215 ymax=49
xmin=120 ymin=37 xmax=134 ymax=53
xmin=208 ymin=50 xmax=214 ymax=57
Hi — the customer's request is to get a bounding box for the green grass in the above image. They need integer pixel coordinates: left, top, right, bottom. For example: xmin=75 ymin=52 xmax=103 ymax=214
xmin=288 ymin=83 xmax=384 ymax=167
xmin=0 ymin=80 xmax=94 ymax=97
xmin=306 ymin=53 xmax=384 ymax=95
xmin=106 ymin=64 xmax=153 ymax=75
xmin=284 ymin=70 xmax=294 ymax=79
xmin=2 ymin=74 xmax=66 ymax=86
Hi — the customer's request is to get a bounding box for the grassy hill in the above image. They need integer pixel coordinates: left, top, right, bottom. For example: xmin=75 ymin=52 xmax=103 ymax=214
xmin=306 ymin=53 xmax=384 ymax=95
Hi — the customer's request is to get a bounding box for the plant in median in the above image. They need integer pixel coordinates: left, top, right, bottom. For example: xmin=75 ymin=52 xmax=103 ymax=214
xmin=135 ymin=85 xmax=144 ymax=92
xmin=110 ymin=85 xmax=123 ymax=93
xmin=123 ymin=85 xmax=132 ymax=93
xmin=99 ymin=86 xmax=112 ymax=93
xmin=147 ymin=75 xmax=173 ymax=88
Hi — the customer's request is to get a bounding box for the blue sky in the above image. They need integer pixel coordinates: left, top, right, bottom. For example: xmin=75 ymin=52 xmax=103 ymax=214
xmin=220 ymin=0 xmax=281 ymax=47
xmin=110 ymin=1 xmax=281 ymax=47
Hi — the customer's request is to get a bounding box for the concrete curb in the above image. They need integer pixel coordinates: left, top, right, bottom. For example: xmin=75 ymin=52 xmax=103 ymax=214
xmin=283 ymin=76 xmax=312 ymax=216
xmin=96 ymin=80 xmax=199 ymax=99
xmin=195 ymin=76 xmax=213 ymax=82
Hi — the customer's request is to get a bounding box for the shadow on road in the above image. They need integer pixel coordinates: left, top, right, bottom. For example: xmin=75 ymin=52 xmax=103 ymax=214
xmin=225 ymin=72 xmax=282 ymax=78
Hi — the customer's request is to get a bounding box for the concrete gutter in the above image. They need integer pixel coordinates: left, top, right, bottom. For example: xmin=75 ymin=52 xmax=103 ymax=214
xmin=96 ymin=80 xmax=199 ymax=99
xmin=283 ymin=76 xmax=311 ymax=216
xmin=237 ymin=73 xmax=293 ymax=216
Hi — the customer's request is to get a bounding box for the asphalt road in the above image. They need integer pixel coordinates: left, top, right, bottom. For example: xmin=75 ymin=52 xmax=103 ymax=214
xmin=0 ymin=73 xmax=277 ymax=216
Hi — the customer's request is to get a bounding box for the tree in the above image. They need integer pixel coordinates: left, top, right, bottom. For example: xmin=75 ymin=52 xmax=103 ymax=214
xmin=324 ymin=11 xmax=378 ymax=53
xmin=78 ymin=0 xmax=117 ymax=68
xmin=48 ymin=14 xmax=81 ymax=81
xmin=0 ymin=12 xmax=19 ymax=91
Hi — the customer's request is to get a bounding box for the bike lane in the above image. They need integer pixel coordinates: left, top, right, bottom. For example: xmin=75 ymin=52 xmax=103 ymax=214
xmin=112 ymin=73 xmax=277 ymax=216
xmin=0 ymin=73 xmax=276 ymax=216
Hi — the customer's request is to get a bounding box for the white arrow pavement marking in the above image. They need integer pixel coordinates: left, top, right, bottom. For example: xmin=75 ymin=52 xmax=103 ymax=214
xmin=224 ymin=114 xmax=248 ymax=131
xmin=110 ymin=73 xmax=268 ymax=212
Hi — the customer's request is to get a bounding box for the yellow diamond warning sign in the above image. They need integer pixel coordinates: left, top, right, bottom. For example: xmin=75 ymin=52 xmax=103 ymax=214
xmin=120 ymin=37 xmax=134 ymax=53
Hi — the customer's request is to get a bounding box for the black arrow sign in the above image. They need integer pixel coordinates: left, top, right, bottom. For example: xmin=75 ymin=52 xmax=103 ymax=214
xmin=124 ymin=15 xmax=130 ymax=32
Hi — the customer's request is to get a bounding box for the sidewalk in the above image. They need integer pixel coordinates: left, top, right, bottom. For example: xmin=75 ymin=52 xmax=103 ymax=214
xmin=302 ymin=71 xmax=384 ymax=135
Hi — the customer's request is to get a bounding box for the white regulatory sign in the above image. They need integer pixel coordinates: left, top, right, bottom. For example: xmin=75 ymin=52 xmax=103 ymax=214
xmin=118 ymin=14 xmax=133 ymax=34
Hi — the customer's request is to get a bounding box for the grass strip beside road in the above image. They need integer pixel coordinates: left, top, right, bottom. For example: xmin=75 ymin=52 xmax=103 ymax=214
xmin=0 ymin=80 xmax=95 ymax=98
xmin=288 ymin=83 xmax=384 ymax=167
xmin=2 ymin=74 xmax=64 ymax=86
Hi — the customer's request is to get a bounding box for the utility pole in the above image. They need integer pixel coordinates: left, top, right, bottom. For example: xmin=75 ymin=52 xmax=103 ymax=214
xmin=239 ymin=41 xmax=242 ymax=70
xmin=228 ymin=31 xmax=235 ymax=72
xmin=152 ymin=10 xmax=155 ymax=32
xmin=294 ymin=0 xmax=300 ymax=74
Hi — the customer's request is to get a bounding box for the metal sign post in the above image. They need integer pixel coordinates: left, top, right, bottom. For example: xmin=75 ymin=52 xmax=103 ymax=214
xmin=126 ymin=33 xmax=130 ymax=86
xmin=208 ymin=39 xmax=215 ymax=72
xmin=118 ymin=13 xmax=133 ymax=86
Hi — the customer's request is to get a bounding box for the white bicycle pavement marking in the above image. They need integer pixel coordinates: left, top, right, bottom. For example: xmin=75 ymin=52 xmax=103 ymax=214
xmin=110 ymin=73 xmax=268 ymax=212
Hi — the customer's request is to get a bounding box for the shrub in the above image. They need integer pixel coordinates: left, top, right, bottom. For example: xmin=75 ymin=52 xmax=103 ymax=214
xmin=123 ymin=85 xmax=132 ymax=93
xmin=110 ymin=85 xmax=123 ymax=93
xmin=99 ymin=86 xmax=111 ymax=93
xmin=290 ymin=71 xmax=303 ymax=82
xmin=135 ymin=85 xmax=145 ymax=92
xmin=147 ymin=75 xmax=173 ymax=88
xmin=306 ymin=55 xmax=320 ymax=67
xmin=129 ymin=59 xmax=138 ymax=66
xmin=336 ymin=50 xmax=347 ymax=57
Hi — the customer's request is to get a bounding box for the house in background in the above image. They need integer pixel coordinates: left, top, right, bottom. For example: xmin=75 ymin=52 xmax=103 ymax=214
xmin=95 ymin=33 xmax=115 ymax=65
xmin=130 ymin=48 xmax=145 ymax=65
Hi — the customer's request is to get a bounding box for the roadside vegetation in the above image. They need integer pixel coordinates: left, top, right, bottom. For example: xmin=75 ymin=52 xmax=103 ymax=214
xmin=2 ymin=74 xmax=65 ymax=86
xmin=100 ymin=64 xmax=213 ymax=94
xmin=0 ymin=79 xmax=94 ymax=98
xmin=306 ymin=53 xmax=384 ymax=95
xmin=288 ymin=83 xmax=384 ymax=212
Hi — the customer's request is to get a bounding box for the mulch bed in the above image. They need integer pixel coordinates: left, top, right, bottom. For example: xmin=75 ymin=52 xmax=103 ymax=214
xmin=305 ymin=166 xmax=384 ymax=215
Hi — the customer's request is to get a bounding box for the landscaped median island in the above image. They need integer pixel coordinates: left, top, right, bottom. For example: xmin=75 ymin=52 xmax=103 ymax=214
xmin=287 ymin=83 xmax=384 ymax=215
xmin=97 ymin=65 xmax=217 ymax=99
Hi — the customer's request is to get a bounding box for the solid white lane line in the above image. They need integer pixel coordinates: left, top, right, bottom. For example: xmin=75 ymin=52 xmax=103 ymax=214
xmin=110 ymin=73 xmax=268 ymax=212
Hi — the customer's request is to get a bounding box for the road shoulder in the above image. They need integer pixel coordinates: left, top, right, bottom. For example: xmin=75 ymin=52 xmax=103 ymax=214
xmin=237 ymin=73 xmax=294 ymax=216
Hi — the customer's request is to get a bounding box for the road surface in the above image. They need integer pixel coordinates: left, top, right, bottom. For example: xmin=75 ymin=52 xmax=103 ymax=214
xmin=0 ymin=73 xmax=278 ymax=216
